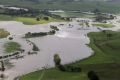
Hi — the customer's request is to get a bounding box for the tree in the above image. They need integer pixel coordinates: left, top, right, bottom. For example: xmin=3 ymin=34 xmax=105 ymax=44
xmin=88 ymin=71 xmax=100 ymax=80
xmin=43 ymin=17 xmax=49 ymax=21
xmin=54 ymin=54 xmax=61 ymax=66
xmin=36 ymin=17 xmax=40 ymax=21
xmin=32 ymin=44 xmax=39 ymax=51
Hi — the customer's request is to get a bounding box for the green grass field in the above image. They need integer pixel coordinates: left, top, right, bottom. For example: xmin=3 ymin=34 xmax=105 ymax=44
xmin=92 ymin=23 xmax=115 ymax=28
xmin=20 ymin=30 xmax=120 ymax=80
xmin=4 ymin=42 xmax=21 ymax=53
xmin=15 ymin=17 xmax=65 ymax=25
xmin=0 ymin=14 xmax=66 ymax=25
xmin=51 ymin=12 xmax=95 ymax=18
xmin=20 ymin=63 xmax=120 ymax=80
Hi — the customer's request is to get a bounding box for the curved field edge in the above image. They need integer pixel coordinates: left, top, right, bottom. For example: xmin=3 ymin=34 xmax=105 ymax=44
xmin=20 ymin=31 xmax=120 ymax=80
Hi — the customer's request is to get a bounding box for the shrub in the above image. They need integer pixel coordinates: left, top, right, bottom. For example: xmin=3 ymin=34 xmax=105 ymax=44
xmin=88 ymin=71 xmax=100 ymax=80
xmin=57 ymin=65 xmax=66 ymax=71
xmin=36 ymin=17 xmax=40 ymax=21
xmin=54 ymin=54 xmax=61 ymax=66
xmin=43 ymin=17 xmax=49 ymax=21
xmin=32 ymin=44 xmax=39 ymax=51
xmin=8 ymin=37 xmax=13 ymax=40
xmin=48 ymin=30 xmax=56 ymax=35
xmin=66 ymin=66 xmax=81 ymax=72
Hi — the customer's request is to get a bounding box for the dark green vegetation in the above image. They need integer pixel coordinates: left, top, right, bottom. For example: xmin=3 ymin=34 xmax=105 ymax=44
xmin=32 ymin=43 xmax=39 ymax=51
xmin=54 ymin=54 xmax=81 ymax=72
xmin=94 ymin=12 xmax=115 ymax=22
xmin=4 ymin=42 xmax=21 ymax=53
xmin=25 ymin=30 xmax=55 ymax=38
xmin=50 ymin=26 xmax=59 ymax=31
xmin=1 ymin=0 xmax=120 ymax=13
xmin=0 ymin=29 xmax=10 ymax=38
xmin=25 ymin=32 xmax=48 ymax=38
xmin=54 ymin=54 xmax=61 ymax=66
xmin=20 ymin=30 xmax=120 ymax=80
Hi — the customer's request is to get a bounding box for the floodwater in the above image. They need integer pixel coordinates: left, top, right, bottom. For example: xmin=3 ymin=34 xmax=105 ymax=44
xmin=0 ymin=18 xmax=119 ymax=80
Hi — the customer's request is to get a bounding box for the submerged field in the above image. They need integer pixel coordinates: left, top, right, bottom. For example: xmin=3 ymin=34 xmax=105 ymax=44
xmin=20 ymin=30 xmax=120 ymax=80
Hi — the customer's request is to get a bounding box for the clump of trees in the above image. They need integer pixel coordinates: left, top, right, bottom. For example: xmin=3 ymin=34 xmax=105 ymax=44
xmin=88 ymin=71 xmax=100 ymax=80
xmin=53 ymin=54 xmax=81 ymax=72
xmin=43 ymin=17 xmax=49 ymax=21
xmin=36 ymin=16 xmax=49 ymax=21
xmin=48 ymin=30 xmax=56 ymax=35
xmin=65 ymin=65 xmax=81 ymax=72
xmin=25 ymin=30 xmax=56 ymax=38
xmin=8 ymin=37 xmax=13 ymax=40
xmin=0 ymin=61 xmax=5 ymax=72
xmin=0 ymin=61 xmax=5 ymax=78
xmin=50 ymin=25 xmax=59 ymax=31
xmin=93 ymin=9 xmax=116 ymax=22
xmin=32 ymin=44 xmax=39 ymax=51
xmin=36 ymin=17 xmax=40 ymax=21
xmin=25 ymin=32 xmax=47 ymax=38
xmin=28 ymin=51 xmax=37 ymax=55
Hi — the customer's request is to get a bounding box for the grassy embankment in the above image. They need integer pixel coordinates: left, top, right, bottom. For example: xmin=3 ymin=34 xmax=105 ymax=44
xmin=20 ymin=30 xmax=120 ymax=80
xmin=0 ymin=14 xmax=65 ymax=25
xmin=92 ymin=23 xmax=115 ymax=28
xmin=4 ymin=42 xmax=21 ymax=53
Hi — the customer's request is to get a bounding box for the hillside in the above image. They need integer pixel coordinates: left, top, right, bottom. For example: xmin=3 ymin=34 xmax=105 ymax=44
xmin=0 ymin=0 xmax=120 ymax=13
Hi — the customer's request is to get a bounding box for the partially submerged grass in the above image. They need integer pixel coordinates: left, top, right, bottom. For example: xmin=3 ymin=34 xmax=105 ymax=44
xmin=92 ymin=23 xmax=115 ymax=28
xmin=0 ymin=14 xmax=14 ymax=21
xmin=4 ymin=42 xmax=21 ymax=53
xmin=0 ymin=28 xmax=10 ymax=38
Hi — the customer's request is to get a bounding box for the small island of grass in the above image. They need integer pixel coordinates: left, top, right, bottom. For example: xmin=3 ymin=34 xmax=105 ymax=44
xmin=4 ymin=42 xmax=21 ymax=53
xmin=0 ymin=28 xmax=10 ymax=38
